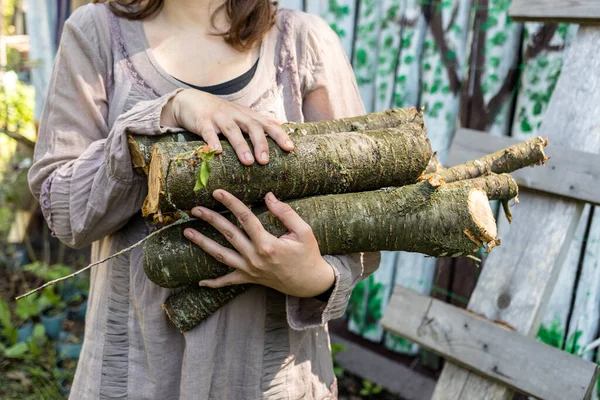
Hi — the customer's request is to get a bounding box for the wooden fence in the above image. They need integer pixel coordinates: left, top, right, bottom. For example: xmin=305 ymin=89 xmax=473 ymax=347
xmin=278 ymin=0 xmax=600 ymax=395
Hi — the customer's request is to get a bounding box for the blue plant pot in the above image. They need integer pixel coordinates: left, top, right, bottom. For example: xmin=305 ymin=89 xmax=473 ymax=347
xmin=61 ymin=284 xmax=79 ymax=302
xmin=17 ymin=321 xmax=33 ymax=343
xmin=68 ymin=294 xmax=88 ymax=321
xmin=58 ymin=377 xmax=72 ymax=396
xmin=40 ymin=308 xmax=68 ymax=340
xmin=56 ymin=332 xmax=83 ymax=360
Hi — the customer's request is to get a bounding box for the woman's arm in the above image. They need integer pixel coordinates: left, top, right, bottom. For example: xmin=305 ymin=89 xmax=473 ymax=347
xmin=30 ymin=6 xmax=294 ymax=249
xmin=28 ymin=6 xmax=182 ymax=248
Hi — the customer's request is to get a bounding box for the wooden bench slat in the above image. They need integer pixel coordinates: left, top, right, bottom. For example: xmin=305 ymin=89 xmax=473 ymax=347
xmin=381 ymin=286 xmax=599 ymax=400
xmin=447 ymin=128 xmax=600 ymax=206
xmin=510 ymin=0 xmax=600 ymax=24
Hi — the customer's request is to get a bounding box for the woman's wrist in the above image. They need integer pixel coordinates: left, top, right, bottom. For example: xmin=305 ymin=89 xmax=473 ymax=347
xmin=308 ymin=257 xmax=336 ymax=300
xmin=160 ymin=91 xmax=182 ymax=128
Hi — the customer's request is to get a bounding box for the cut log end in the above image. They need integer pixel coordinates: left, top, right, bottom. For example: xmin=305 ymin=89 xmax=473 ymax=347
xmin=467 ymin=189 xmax=498 ymax=244
xmin=142 ymin=147 xmax=164 ymax=217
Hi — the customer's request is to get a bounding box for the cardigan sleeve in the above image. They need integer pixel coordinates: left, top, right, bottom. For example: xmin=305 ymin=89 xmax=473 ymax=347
xmin=28 ymin=5 xmax=183 ymax=249
xmin=286 ymin=13 xmax=381 ymax=330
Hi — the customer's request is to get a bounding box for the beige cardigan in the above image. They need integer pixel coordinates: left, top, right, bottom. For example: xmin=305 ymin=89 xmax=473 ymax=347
xmin=29 ymin=4 xmax=379 ymax=399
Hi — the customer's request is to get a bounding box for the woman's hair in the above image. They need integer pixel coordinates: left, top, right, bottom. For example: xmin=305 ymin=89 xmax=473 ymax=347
xmin=92 ymin=0 xmax=276 ymax=50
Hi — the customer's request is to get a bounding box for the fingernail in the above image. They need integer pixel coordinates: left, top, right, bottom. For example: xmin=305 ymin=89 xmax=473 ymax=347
xmin=199 ymin=281 xmax=207 ymax=287
xmin=213 ymin=190 xmax=224 ymax=200
xmin=266 ymin=192 xmax=277 ymax=202
xmin=191 ymin=208 xmax=203 ymax=218
xmin=261 ymin=151 xmax=268 ymax=162
xmin=211 ymin=143 xmax=221 ymax=152
xmin=244 ymin=152 xmax=253 ymax=162
xmin=184 ymin=229 xmax=196 ymax=239
xmin=286 ymin=139 xmax=294 ymax=149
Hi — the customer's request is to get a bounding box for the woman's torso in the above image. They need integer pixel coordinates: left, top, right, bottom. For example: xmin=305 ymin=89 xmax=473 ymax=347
xmin=70 ymin=4 xmax=338 ymax=400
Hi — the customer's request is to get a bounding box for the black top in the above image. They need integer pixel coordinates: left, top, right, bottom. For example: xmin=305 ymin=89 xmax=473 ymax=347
xmin=174 ymin=59 xmax=259 ymax=95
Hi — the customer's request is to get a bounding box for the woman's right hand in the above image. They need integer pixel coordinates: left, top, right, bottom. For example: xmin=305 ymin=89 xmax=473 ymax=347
xmin=161 ymin=89 xmax=294 ymax=165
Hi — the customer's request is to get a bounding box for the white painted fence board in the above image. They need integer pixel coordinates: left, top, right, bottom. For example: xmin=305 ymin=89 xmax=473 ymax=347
xmin=510 ymin=0 xmax=600 ymax=24
xmin=382 ymin=286 xmax=599 ymax=400
xmin=420 ymin=0 xmax=471 ymax=163
xmin=374 ymin=0 xmax=403 ymax=112
xmin=567 ymin=206 xmax=600 ymax=359
xmin=304 ymin=0 xmax=357 ymax=58
xmin=432 ymin=25 xmax=600 ymax=400
xmin=352 ymin=0 xmax=383 ymax=113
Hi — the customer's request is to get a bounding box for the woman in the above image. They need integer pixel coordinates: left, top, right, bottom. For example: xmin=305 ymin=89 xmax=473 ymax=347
xmin=29 ymin=0 xmax=380 ymax=398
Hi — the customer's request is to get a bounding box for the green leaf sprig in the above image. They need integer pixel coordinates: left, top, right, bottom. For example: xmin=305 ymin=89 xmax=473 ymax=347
xmin=193 ymin=146 xmax=218 ymax=192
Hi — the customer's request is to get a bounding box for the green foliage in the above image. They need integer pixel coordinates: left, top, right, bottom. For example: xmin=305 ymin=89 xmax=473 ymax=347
xmin=359 ymin=379 xmax=383 ymax=397
xmin=331 ymin=343 xmax=346 ymax=378
xmin=14 ymin=294 xmax=39 ymax=323
xmin=192 ymin=147 xmax=218 ymax=192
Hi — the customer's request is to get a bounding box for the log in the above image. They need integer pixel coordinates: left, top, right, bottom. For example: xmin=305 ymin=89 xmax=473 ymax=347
xmin=145 ymin=174 xmax=515 ymax=289
xmin=430 ymin=136 xmax=548 ymax=183
xmin=154 ymin=135 xmax=547 ymax=332
xmin=128 ymin=107 xmax=424 ymax=175
xmin=142 ymin=126 xmax=432 ymax=219
xmin=161 ymin=175 xmax=514 ymax=332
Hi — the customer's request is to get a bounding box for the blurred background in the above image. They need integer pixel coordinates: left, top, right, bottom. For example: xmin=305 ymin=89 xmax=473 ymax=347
xmin=0 ymin=1 xmax=597 ymax=399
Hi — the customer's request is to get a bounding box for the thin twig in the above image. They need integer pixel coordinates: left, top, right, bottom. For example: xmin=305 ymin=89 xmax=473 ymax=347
xmin=16 ymin=216 xmax=195 ymax=300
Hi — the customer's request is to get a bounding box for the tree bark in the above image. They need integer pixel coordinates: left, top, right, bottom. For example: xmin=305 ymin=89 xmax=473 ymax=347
xmin=162 ymin=285 xmax=248 ymax=333
xmin=128 ymin=107 xmax=424 ymax=175
xmin=424 ymin=136 xmax=548 ymax=183
xmin=160 ymin=175 xmax=516 ymax=332
xmin=143 ymin=126 xmax=432 ymax=219
xmin=144 ymin=174 xmax=515 ymax=289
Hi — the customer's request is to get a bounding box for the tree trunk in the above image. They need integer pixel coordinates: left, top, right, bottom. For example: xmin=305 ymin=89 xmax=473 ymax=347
xmin=128 ymin=107 xmax=424 ymax=175
xmin=143 ymin=126 xmax=432 ymax=220
xmin=144 ymin=174 xmax=516 ymax=289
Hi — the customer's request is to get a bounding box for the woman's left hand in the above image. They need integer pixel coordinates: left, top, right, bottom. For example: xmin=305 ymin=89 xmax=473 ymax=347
xmin=183 ymin=190 xmax=335 ymax=298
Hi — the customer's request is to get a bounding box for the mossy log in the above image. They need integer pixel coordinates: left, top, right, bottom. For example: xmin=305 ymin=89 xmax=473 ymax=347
xmin=144 ymin=174 xmax=516 ymax=289
xmin=128 ymin=107 xmax=423 ymax=175
xmin=159 ymin=174 xmax=516 ymax=332
xmin=143 ymin=126 xmax=432 ymax=219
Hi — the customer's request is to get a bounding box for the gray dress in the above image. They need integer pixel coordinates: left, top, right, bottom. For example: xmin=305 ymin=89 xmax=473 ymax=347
xmin=28 ymin=4 xmax=380 ymax=399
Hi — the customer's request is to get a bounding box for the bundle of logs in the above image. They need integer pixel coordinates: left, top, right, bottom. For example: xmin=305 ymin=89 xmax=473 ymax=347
xmin=128 ymin=108 xmax=548 ymax=333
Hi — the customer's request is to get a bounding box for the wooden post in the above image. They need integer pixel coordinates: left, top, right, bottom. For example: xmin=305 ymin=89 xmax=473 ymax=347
xmin=431 ymin=25 xmax=600 ymax=400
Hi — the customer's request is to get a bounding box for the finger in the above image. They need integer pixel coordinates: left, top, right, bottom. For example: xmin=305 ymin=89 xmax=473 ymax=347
xmin=211 ymin=191 xmax=271 ymax=242
xmin=234 ymin=113 xmax=270 ymax=165
xmin=213 ymin=113 xmax=254 ymax=165
xmin=262 ymin=118 xmax=295 ymax=152
xmin=196 ymin=121 xmax=222 ymax=154
xmin=190 ymin=207 xmax=254 ymax=256
xmin=237 ymin=106 xmax=294 ymax=152
xmin=199 ymin=270 xmax=251 ymax=288
xmin=264 ymin=192 xmax=312 ymax=238
xmin=184 ymin=227 xmax=247 ymax=268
